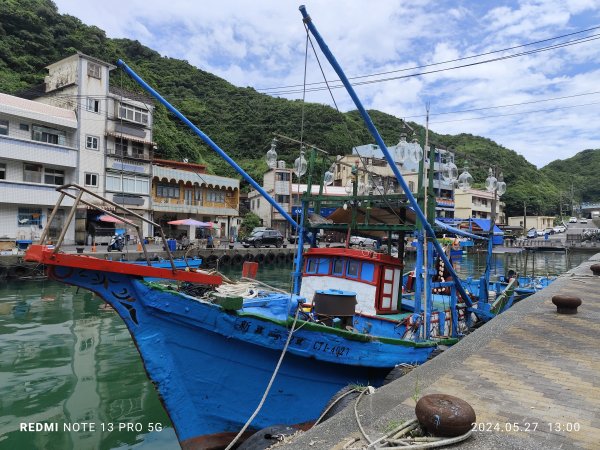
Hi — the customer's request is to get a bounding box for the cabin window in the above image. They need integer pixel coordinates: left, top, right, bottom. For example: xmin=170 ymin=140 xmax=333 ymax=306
xmin=317 ymin=258 xmax=330 ymax=274
xmin=306 ymin=258 xmax=318 ymax=274
xmin=361 ymin=262 xmax=375 ymax=282
xmin=347 ymin=260 xmax=360 ymax=278
xmin=332 ymin=259 xmax=344 ymax=275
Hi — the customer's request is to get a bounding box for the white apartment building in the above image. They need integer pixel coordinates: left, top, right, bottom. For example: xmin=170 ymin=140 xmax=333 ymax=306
xmin=35 ymin=52 xmax=154 ymax=242
xmin=0 ymin=93 xmax=77 ymax=243
xmin=455 ymin=188 xmax=505 ymax=223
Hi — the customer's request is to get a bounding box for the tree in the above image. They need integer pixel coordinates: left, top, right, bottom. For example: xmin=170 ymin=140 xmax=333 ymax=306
xmin=239 ymin=212 xmax=261 ymax=239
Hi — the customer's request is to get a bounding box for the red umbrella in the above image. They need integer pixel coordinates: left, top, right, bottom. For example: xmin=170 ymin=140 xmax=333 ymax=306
xmin=97 ymin=214 xmax=124 ymax=224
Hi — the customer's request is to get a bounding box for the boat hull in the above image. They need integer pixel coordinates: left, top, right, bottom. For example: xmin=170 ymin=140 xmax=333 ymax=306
xmin=48 ymin=265 xmax=433 ymax=447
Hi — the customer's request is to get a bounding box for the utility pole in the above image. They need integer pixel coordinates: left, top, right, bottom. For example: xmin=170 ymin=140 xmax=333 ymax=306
xmin=523 ymin=200 xmax=527 ymax=233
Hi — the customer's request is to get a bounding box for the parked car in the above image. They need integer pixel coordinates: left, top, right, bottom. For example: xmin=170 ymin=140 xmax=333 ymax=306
xmin=242 ymin=229 xmax=284 ymax=248
xmin=287 ymin=232 xmax=320 ymax=245
xmin=553 ymin=225 xmax=566 ymax=233
xmin=536 ymin=229 xmax=545 ymax=237
xmin=543 ymin=228 xmax=554 ymax=235
xmin=569 ymin=217 xmax=578 ymax=223
xmin=526 ymin=228 xmax=537 ymax=239
xmin=349 ymin=235 xmax=377 ymax=247
xmin=580 ymin=218 xmax=588 ymax=224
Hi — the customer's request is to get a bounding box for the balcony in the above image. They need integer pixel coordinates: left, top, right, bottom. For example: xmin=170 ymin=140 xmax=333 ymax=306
xmin=0 ymin=135 xmax=77 ymax=167
xmin=106 ymin=153 xmax=151 ymax=174
xmin=152 ymin=199 xmax=237 ymax=217
xmin=0 ymin=180 xmax=75 ymax=206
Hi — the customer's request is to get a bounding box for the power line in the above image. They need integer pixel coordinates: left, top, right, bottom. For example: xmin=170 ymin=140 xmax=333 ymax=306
xmin=257 ymin=25 xmax=600 ymax=92
xmin=266 ymin=33 xmax=600 ymax=96
xmin=430 ymin=100 xmax=600 ymax=124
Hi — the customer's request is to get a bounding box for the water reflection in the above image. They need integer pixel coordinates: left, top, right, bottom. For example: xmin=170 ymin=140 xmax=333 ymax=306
xmin=0 ymin=250 xmax=591 ymax=449
xmin=0 ymin=281 xmax=176 ymax=450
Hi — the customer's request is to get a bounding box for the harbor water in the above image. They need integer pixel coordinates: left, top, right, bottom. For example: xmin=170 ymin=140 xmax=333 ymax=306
xmin=0 ymin=250 xmax=590 ymax=449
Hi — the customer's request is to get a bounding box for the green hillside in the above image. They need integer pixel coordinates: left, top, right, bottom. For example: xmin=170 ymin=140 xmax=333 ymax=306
xmin=541 ymin=149 xmax=600 ymax=205
xmin=1 ymin=0 xmax=589 ymax=218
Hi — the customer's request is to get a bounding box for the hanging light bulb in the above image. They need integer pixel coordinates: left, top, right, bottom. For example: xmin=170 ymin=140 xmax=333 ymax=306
xmin=357 ymin=181 xmax=366 ymax=195
xmin=485 ymin=167 xmax=498 ymax=193
xmin=442 ymin=161 xmax=458 ymax=183
xmin=323 ymin=162 xmax=335 ymax=186
xmin=293 ymin=146 xmax=307 ymax=177
xmin=409 ymin=135 xmax=423 ymax=163
xmin=457 ymin=166 xmax=473 ymax=191
xmin=396 ymin=133 xmax=412 ymax=163
xmin=344 ymin=180 xmax=354 ymax=194
xmin=496 ymin=172 xmax=507 ymax=196
xmin=266 ymin=138 xmax=278 ymax=169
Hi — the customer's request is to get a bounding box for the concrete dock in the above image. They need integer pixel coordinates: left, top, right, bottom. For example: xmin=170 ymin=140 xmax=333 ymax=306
xmin=283 ymin=254 xmax=600 ymax=449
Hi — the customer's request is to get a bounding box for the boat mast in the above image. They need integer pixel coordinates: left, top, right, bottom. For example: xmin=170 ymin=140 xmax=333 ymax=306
xmin=299 ymin=5 xmax=473 ymax=309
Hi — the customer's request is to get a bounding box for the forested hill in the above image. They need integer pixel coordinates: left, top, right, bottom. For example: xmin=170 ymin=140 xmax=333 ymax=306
xmin=541 ymin=149 xmax=600 ymax=203
xmin=1 ymin=0 xmax=594 ymax=217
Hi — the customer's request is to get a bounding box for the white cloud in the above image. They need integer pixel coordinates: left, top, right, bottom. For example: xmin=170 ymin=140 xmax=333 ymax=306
xmin=52 ymin=0 xmax=600 ymax=167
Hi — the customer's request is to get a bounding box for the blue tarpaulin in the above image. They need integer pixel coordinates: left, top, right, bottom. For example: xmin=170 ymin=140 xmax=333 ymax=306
xmin=470 ymin=219 xmax=504 ymax=245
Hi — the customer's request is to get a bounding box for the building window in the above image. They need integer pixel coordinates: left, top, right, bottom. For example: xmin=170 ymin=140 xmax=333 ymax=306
xmin=194 ymin=188 xmax=203 ymax=205
xmin=32 ymin=125 xmax=66 ymax=145
xmin=207 ymin=190 xmax=225 ymax=203
xmin=86 ymin=135 xmax=99 ymax=150
xmin=18 ymin=208 xmax=42 ymax=227
xmin=276 ymin=172 xmax=290 ymax=181
xmin=19 ymin=123 xmax=29 ymax=131
xmin=276 ymin=195 xmax=290 ymax=204
xmin=84 ymin=173 xmax=98 ymax=187
xmin=408 ymin=181 xmax=415 ymax=192
xmin=131 ymin=141 xmax=144 ymax=158
xmin=118 ymin=103 xmax=148 ymax=125
xmin=115 ymin=138 xmax=128 ymax=156
xmin=0 ymin=119 xmax=8 ymax=135
xmin=23 ymin=164 xmax=42 ymax=183
xmin=86 ymin=97 xmax=100 ymax=113
xmin=107 ymin=173 xmax=149 ymax=194
xmin=44 ymin=168 xmax=64 ymax=185
xmin=87 ymin=62 xmax=101 ymax=79
xmin=0 ymin=163 xmax=5 ymax=179
xmin=157 ymin=183 xmax=180 ymax=199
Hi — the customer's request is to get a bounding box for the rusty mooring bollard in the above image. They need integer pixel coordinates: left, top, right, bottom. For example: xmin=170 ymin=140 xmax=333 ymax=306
xmin=552 ymin=295 xmax=582 ymax=314
xmin=415 ymin=394 xmax=476 ymax=437
xmin=590 ymin=263 xmax=600 ymax=275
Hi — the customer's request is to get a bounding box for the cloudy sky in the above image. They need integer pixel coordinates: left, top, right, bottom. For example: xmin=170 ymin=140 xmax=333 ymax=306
xmin=53 ymin=0 xmax=600 ymax=168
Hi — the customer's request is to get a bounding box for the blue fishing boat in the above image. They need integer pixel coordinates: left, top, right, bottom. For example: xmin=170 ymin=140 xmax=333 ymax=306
xmin=24 ymin=6 xmax=529 ymax=448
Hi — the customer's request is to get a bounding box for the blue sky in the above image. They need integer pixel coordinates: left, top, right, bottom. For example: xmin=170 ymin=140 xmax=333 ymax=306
xmin=54 ymin=0 xmax=600 ymax=168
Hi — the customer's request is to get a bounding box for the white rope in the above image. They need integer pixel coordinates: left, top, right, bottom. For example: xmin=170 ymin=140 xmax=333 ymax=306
xmin=224 ymin=304 xmax=302 ymax=450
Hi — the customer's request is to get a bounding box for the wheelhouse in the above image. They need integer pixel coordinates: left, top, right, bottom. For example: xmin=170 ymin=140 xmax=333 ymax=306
xmin=300 ymin=247 xmax=403 ymax=315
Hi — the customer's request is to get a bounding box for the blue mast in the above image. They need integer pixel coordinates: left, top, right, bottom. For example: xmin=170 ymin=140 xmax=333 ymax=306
xmin=116 ymin=60 xmax=306 ymax=293
xmin=298 ymin=5 xmax=474 ymax=308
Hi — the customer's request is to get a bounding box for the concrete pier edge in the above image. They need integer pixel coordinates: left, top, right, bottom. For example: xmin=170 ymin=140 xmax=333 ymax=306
xmin=281 ymin=253 xmax=600 ymax=450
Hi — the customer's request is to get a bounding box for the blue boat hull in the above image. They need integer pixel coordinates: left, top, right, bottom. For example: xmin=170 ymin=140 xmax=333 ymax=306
xmin=49 ymin=265 xmax=434 ymax=447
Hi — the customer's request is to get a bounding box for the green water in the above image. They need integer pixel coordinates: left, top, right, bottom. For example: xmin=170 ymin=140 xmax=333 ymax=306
xmin=0 ymin=250 xmax=590 ymax=449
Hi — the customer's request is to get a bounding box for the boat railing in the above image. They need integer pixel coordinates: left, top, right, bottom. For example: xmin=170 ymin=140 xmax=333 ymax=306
xmin=40 ymin=183 xmax=180 ymax=271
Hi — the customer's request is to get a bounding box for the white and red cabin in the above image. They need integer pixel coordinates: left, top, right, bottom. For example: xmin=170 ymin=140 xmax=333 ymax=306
xmin=300 ymin=247 xmax=403 ymax=315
